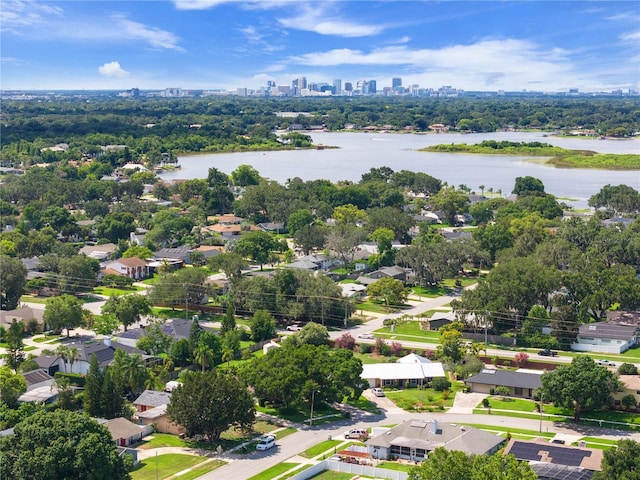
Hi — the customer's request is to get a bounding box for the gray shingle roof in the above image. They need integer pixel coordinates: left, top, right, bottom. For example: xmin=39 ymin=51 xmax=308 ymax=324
xmin=465 ymin=369 xmax=542 ymax=390
xmin=578 ymin=323 xmax=637 ymax=340
xmin=134 ymin=390 xmax=172 ymax=408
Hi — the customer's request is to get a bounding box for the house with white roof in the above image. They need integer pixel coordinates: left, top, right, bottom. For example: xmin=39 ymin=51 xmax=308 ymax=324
xmin=572 ymin=322 xmax=638 ymax=354
xmin=361 ymin=353 xmax=445 ymax=388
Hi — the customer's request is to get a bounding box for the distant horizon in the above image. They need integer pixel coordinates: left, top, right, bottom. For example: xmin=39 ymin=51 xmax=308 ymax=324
xmin=2 ymin=1 xmax=639 ymax=92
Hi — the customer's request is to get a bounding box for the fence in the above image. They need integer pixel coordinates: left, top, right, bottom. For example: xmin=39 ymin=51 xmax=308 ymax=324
xmin=288 ymin=460 xmax=409 ymax=480
xmin=463 ymin=332 xmax=517 ymax=346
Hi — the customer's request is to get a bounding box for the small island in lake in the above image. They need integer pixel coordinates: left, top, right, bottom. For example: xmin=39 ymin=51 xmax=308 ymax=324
xmin=420 ymin=140 xmax=640 ymax=170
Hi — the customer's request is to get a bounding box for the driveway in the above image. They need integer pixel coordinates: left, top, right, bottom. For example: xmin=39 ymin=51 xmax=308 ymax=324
xmin=447 ymin=391 xmax=487 ymax=414
xmin=362 ymin=389 xmax=406 ymax=415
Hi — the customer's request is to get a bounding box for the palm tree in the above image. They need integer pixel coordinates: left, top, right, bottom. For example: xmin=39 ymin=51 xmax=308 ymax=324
xmin=118 ymin=353 xmax=148 ymax=396
xmin=55 ymin=345 xmax=69 ymax=373
xmin=222 ymin=347 xmax=235 ymax=371
xmin=67 ymin=347 xmax=78 ymax=374
xmin=193 ymin=344 xmax=214 ymax=372
xmin=488 ymin=187 xmax=494 ymax=197
xmin=478 ymin=185 xmax=485 ymax=195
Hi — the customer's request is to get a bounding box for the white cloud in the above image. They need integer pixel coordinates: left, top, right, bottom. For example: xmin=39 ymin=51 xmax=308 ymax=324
xmin=277 ymin=6 xmax=385 ymax=37
xmin=1 ymin=0 xmax=62 ymax=31
xmin=98 ymin=61 xmax=129 ymax=78
xmin=620 ymin=31 xmax=640 ymax=41
xmin=240 ymin=25 xmax=262 ymax=43
xmin=113 ymin=15 xmax=185 ymax=51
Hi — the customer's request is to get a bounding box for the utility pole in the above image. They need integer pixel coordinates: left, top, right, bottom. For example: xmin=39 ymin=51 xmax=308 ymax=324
xmin=539 ymin=392 xmax=544 ymax=433
xmin=309 ymin=389 xmax=316 ymax=426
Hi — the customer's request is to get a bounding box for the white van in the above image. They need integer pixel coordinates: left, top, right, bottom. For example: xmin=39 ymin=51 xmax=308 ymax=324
xmin=256 ymin=435 xmax=276 ymax=451
xmin=344 ymin=428 xmax=367 ymax=439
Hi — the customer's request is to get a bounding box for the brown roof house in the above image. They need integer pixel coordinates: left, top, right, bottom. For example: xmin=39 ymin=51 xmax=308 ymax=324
xmin=101 ymin=417 xmax=153 ymax=447
xmin=366 ymin=419 xmax=503 ymax=462
xmin=464 ymin=368 xmax=542 ymax=399
xmin=133 ymin=389 xmax=185 ymax=435
xmin=103 ymin=257 xmax=149 ymax=280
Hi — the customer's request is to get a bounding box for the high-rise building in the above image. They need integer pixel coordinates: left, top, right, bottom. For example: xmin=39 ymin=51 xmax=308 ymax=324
xmin=392 ymin=77 xmax=402 ymax=90
xmin=344 ymin=82 xmax=353 ymax=92
xmin=369 ymin=80 xmax=377 ymax=94
xmin=333 ymin=79 xmax=342 ymax=95
xmin=298 ymin=76 xmax=307 ymax=90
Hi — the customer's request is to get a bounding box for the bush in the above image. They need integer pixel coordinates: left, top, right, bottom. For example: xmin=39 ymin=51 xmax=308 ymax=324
xmin=431 ymin=377 xmax=452 ymax=392
xmin=390 ymin=341 xmax=403 ymax=356
xmin=482 ymin=398 xmax=491 ymax=408
xmin=621 ymin=394 xmax=638 ymax=410
xmin=375 ymin=338 xmax=391 ymax=356
xmin=619 ymin=363 xmax=638 ymax=375
xmin=494 ymin=386 xmax=511 ymax=397
xmin=359 ymin=343 xmax=371 ymax=354
xmin=334 ymin=333 xmax=356 ymax=351
xmin=54 ymin=372 xmax=85 ymax=387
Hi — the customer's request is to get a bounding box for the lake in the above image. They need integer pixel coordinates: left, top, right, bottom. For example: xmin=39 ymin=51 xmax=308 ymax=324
xmin=161 ymin=131 xmax=640 ymax=209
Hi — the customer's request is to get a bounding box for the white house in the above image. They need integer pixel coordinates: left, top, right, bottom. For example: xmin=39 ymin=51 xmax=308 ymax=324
xmin=572 ymin=323 xmax=637 ymax=354
xmin=361 ymin=353 xmax=445 ymax=388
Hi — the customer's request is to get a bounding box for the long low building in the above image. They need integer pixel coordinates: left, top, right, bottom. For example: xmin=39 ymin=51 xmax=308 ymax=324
xmin=361 ymin=353 xmax=445 ymax=388
xmin=464 ymin=369 xmax=542 ymax=398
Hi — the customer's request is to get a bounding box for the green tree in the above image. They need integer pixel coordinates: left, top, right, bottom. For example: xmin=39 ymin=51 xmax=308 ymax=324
xmin=0 ymin=366 xmax=27 ymax=408
xmin=56 ymin=254 xmax=100 ymax=293
xmin=84 ymin=354 xmax=104 ymax=417
xmin=250 ymin=309 xmax=277 ymax=342
xmin=332 ymin=204 xmax=368 ymax=225
xmin=44 ymin=294 xmax=84 ymax=337
xmin=471 ymin=453 xmax=536 ymax=480
xmin=97 ymin=211 xmax=136 ymax=243
xmin=436 ymin=322 xmax=465 ymax=363
xmin=220 ymin=300 xmax=236 ymax=335
xmin=0 ymin=255 xmax=27 ymax=310
xmin=541 ymin=355 xmax=619 ymax=421
xmin=428 ymin=186 xmax=470 ymax=225
xmin=366 ymin=277 xmax=408 ymax=308
xmin=618 ymin=363 xmax=638 ymax=375
xmin=295 ymin=322 xmax=329 ymax=346
xmin=0 ymin=410 xmax=131 ymax=480
xmin=167 ymin=370 xmax=255 ymax=443
xmin=5 ymin=320 xmax=25 ymax=370
xmin=235 ymin=230 xmax=283 ymax=270
xmin=287 ymin=209 xmax=314 ymax=235
xmin=112 ymin=350 xmax=149 ymax=396
xmin=136 ymin=321 xmax=172 ymax=356
xmin=512 ymin=176 xmax=546 ymax=196
xmin=193 ymin=343 xmax=215 ymax=372
xmin=231 ymin=164 xmax=260 ymax=186
xmin=122 ymin=245 xmax=153 ymax=259
xmin=208 ymin=252 xmax=248 ymax=284
xmin=102 ymin=294 xmax=151 ymax=332
xmin=92 ymin=314 xmax=121 ymax=335
xmin=408 ymin=447 xmax=473 ymax=480
xmin=594 ymin=439 xmax=640 ymax=480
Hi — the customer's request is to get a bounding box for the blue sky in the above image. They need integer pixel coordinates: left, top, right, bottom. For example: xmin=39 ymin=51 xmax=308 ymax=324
xmin=1 ymin=0 xmax=639 ymax=92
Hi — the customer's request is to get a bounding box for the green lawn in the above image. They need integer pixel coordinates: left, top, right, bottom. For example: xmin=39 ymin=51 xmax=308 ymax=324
xmin=385 ymin=379 xmax=464 ymax=411
xmin=375 ymin=320 xmax=441 ymax=341
xmin=479 ymin=396 xmax=539 ymax=413
xmin=344 ymin=394 xmax=382 ymax=414
xmin=20 ymin=295 xmax=49 ymax=304
xmin=93 ymin=285 xmax=145 ymax=296
xmin=356 ymin=301 xmax=403 ymax=314
xmin=247 ymin=462 xmax=300 ymax=480
xmin=138 ymin=421 xmax=286 ymax=451
xmin=461 ymin=423 xmax=555 ymax=439
xmin=131 ymin=454 xmax=206 ymax=480
xmin=308 ymin=472 xmax=361 ymax=480
xmin=377 ymin=462 xmax=414 ymax=472
xmin=256 ymin=402 xmax=342 ymax=424
xmin=299 ymin=440 xmax=343 ymax=458
xmin=175 ymin=460 xmax=227 ymax=480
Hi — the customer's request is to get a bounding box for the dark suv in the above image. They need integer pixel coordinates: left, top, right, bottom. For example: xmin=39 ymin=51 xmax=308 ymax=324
xmin=538 ymin=349 xmax=558 ymax=357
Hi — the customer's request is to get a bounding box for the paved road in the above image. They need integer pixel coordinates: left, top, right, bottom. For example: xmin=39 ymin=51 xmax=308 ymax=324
xmin=198 ymin=405 xmax=640 ymax=480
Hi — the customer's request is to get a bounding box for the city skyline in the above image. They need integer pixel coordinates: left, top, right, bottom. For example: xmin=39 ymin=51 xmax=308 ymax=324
xmin=1 ymin=0 xmax=639 ymax=92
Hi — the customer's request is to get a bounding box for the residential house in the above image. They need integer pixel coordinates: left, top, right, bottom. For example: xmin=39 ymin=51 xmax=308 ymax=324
xmin=78 ymin=243 xmax=118 ymax=261
xmin=18 ymin=370 xmax=58 ymax=404
xmin=133 ymin=390 xmax=185 ymax=435
xmin=258 ymin=222 xmax=285 ymax=233
xmin=116 ymin=318 xmax=211 ymax=348
xmin=0 ymin=305 xmax=45 ymax=331
xmin=133 ymin=389 xmax=172 ymax=413
xmin=103 ymin=257 xmax=149 ymax=280
xmin=285 ymin=254 xmax=338 ymax=272
xmin=503 ymin=438 xmax=603 ymax=474
xmin=613 ymin=375 xmax=640 ymax=407
xmin=424 ymin=312 xmax=455 ymax=331
xmin=572 ymin=323 xmax=638 ymax=354
xmin=153 ymin=247 xmax=192 ymax=264
xmin=33 ymin=338 xmax=152 ymax=375
xmin=101 ymin=417 xmax=153 ymax=447
xmin=339 ymin=283 xmax=367 ymax=299
xmin=361 ymin=353 xmax=445 ymax=388
xmin=367 ymin=266 xmax=408 ymax=283
xmin=192 ymin=245 xmax=223 ymax=261
xmin=366 ymin=419 xmax=503 ymax=462
xmin=464 ymin=369 xmax=542 ymax=398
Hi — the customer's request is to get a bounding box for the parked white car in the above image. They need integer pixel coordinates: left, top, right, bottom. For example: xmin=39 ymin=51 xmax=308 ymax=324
xmin=597 ymin=359 xmax=616 ymax=367
xmin=357 ymin=332 xmax=374 ymax=339
xmin=256 ymin=435 xmax=276 ymax=451
xmin=371 ymin=387 xmax=384 ymax=397
xmin=286 ymin=325 xmax=302 ymax=332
